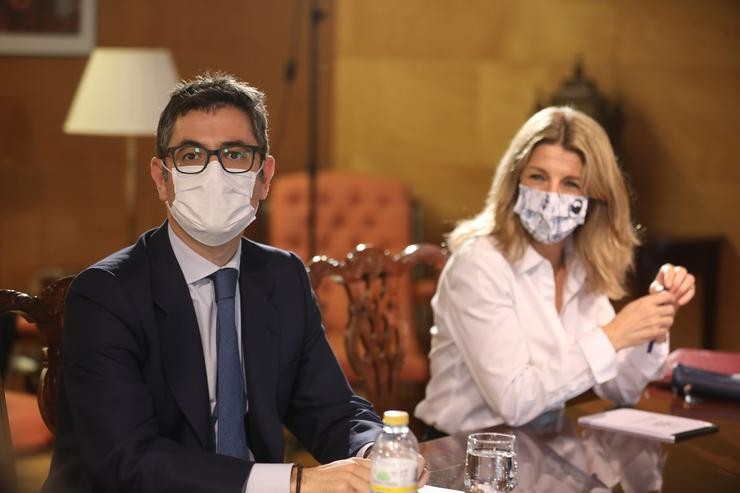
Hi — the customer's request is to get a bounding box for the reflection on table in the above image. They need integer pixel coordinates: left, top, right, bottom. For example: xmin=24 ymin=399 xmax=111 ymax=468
xmin=420 ymin=384 xmax=740 ymax=492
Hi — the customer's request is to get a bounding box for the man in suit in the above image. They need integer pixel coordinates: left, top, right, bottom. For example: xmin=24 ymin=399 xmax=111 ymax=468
xmin=43 ymin=73 xmax=389 ymax=493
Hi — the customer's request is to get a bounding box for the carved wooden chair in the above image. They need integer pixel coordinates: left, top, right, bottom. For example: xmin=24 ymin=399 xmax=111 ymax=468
xmin=270 ymin=171 xmax=435 ymax=409
xmin=0 ymin=275 xmax=74 ymax=476
xmin=308 ymin=243 xmax=448 ymax=415
xmin=1 ymin=374 xmax=16 ymax=492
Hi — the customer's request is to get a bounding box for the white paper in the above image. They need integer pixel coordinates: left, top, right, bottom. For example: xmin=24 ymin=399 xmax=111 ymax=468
xmin=578 ymin=408 xmax=717 ymax=443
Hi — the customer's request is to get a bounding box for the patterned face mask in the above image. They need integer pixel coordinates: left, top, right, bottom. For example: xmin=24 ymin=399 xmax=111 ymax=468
xmin=513 ymin=184 xmax=589 ymax=244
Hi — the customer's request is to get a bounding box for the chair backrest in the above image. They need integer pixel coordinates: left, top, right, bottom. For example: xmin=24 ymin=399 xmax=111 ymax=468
xmin=269 ymin=170 xmax=426 ymax=407
xmin=0 ymin=374 xmax=16 ymax=492
xmin=0 ymin=276 xmax=74 ymax=435
xmin=268 ymin=170 xmax=413 ymax=261
xmin=308 ymin=243 xmax=448 ymax=414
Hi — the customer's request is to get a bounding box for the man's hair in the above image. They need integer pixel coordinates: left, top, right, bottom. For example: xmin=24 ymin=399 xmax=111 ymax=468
xmin=155 ymin=72 xmax=269 ymax=159
xmin=448 ymin=106 xmax=639 ymax=299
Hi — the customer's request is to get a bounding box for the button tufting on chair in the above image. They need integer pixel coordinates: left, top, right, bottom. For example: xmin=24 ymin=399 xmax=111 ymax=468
xmin=268 ymin=171 xmax=442 ymax=414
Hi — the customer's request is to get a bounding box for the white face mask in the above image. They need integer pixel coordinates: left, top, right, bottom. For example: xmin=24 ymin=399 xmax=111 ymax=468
xmin=164 ymin=163 xmax=260 ymax=246
xmin=513 ymin=184 xmax=588 ymax=244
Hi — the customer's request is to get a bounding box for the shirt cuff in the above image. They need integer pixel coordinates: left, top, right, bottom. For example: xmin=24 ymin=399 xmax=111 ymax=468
xmin=625 ymin=337 xmax=670 ymax=379
xmin=245 ymin=463 xmax=293 ymax=493
xmin=357 ymin=442 xmax=374 ymax=458
xmin=578 ymin=327 xmax=618 ymax=383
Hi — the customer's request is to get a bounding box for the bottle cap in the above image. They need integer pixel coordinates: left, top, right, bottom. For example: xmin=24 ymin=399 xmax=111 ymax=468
xmin=383 ymin=410 xmax=409 ymax=426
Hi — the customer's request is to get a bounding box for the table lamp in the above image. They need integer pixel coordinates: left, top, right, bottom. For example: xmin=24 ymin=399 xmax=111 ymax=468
xmin=64 ymin=47 xmax=179 ymax=240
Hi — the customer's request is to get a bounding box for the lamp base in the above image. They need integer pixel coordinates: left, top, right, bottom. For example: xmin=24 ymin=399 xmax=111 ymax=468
xmin=124 ymin=136 xmax=138 ymax=242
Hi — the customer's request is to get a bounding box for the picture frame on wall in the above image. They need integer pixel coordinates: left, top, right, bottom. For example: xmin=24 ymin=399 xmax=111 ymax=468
xmin=0 ymin=0 xmax=96 ymax=56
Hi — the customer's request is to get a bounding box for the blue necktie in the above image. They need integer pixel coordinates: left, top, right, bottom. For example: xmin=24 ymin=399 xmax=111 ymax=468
xmin=210 ymin=268 xmax=249 ymax=459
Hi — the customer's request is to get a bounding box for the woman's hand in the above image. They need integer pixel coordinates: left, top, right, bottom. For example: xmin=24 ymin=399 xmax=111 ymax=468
xmin=602 ymin=291 xmax=676 ymax=352
xmin=652 ymin=263 xmax=695 ymax=306
xmin=602 ymin=263 xmax=695 ymax=352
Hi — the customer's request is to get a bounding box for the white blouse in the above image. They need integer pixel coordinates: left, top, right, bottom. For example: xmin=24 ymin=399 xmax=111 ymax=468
xmin=414 ymin=236 xmax=668 ymax=433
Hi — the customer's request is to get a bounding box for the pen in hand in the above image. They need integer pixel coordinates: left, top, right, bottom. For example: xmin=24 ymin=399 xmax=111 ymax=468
xmin=647 ymin=283 xmax=666 ymax=353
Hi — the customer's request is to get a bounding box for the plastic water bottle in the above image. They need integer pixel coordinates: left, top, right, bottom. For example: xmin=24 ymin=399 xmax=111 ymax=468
xmin=371 ymin=410 xmax=419 ymax=493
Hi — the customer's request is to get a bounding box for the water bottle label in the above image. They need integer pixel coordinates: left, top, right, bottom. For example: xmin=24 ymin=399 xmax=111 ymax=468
xmin=371 ymin=457 xmax=417 ymax=493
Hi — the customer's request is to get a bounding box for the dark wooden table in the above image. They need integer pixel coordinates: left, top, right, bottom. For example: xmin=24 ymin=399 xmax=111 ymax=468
xmin=420 ymin=384 xmax=740 ymax=492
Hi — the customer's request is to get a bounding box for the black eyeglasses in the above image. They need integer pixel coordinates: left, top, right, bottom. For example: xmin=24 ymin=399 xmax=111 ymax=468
xmin=164 ymin=143 xmax=263 ymax=174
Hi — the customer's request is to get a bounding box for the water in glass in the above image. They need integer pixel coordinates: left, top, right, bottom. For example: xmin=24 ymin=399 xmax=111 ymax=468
xmin=464 ymin=433 xmax=517 ymax=493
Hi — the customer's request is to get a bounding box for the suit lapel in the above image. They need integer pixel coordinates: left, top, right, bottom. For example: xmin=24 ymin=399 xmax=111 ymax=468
xmin=149 ymin=225 xmax=212 ymax=450
xmin=239 ymin=240 xmax=282 ymax=462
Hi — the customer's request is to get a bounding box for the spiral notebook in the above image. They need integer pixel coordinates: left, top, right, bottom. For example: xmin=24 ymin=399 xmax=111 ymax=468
xmin=578 ymin=408 xmax=718 ymax=443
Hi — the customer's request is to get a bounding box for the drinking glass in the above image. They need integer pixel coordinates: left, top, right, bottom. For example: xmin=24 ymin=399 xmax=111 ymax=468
xmin=464 ymin=432 xmax=517 ymax=493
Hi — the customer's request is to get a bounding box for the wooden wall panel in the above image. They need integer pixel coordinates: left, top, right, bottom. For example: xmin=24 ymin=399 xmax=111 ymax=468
xmin=1 ymin=0 xmax=738 ymax=350
xmin=0 ymin=0 xmax=336 ymax=293
xmin=333 ymin=0 xmax=740 ymax=350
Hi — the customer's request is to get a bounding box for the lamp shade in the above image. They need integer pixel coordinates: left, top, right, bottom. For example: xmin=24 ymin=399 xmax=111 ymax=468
xmin=64 ymin=47 xmax=179 ymax=136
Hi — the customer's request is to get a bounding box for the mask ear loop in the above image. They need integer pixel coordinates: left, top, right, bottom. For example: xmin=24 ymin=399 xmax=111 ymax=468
xmin=254 ymin=156 xmax=266 ymax=175
xmin=158 ymin=160 xmax=176 ymax=208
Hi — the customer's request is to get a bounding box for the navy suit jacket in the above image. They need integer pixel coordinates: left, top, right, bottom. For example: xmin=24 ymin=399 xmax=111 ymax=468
xmin=43 ymin=223 xmax=381 ymax=493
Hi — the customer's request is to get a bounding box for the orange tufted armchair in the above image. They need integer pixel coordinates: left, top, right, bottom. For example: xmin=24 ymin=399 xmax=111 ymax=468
xmin=268 ymin=170 xmax=414 ymax=261
xmin=268 ymin=171 xmax=434 ymax=409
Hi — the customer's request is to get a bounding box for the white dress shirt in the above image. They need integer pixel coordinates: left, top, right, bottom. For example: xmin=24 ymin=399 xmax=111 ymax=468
xmin=168 ymin=226 xmax=292 ymax=492
xmin=414 ymin=235 xmax=668 ymax=433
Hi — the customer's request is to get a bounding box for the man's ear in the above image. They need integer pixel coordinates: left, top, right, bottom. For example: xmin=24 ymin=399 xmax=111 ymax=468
xmin=150 ymin=157 xmax=169 ymax=201
xmin=258 ymin=155 xmax=276 ymax=200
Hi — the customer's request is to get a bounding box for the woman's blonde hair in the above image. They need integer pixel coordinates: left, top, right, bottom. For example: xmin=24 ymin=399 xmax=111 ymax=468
xmin=448 ymin=106 xmax=639 ymax=299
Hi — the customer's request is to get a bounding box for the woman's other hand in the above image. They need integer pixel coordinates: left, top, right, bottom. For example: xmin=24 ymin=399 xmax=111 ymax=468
xmin=652 ymin=263 xmax=695 ymax=306
xmin=602 ymin=291 xmax=676 ymax=351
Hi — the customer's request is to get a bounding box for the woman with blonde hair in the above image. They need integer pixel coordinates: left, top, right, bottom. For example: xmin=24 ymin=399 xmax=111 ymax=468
xmin=415 ymin=107 xmax=695 ymax=435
